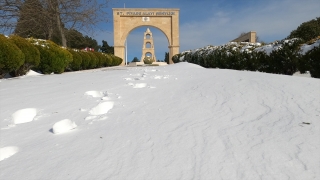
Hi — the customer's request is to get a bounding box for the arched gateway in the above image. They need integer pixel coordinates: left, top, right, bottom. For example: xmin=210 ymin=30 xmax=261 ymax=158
xmin=113 ymin=8 xmax=180 ymax=65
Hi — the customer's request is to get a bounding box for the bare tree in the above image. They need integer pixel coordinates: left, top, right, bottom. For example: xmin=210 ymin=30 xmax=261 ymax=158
xmin=1 ymin=0 xmax=111 ymax=47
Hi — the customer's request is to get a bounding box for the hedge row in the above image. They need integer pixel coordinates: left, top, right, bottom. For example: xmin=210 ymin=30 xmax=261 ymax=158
xmin=173 ymin=38 xmax=320 ymax=78
xmin=0 ymin=34 xmax=123 ymax=78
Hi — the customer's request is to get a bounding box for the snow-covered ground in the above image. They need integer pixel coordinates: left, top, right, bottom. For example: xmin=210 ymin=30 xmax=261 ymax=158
xmin=0 ymin=63 xmax=319 ymax=179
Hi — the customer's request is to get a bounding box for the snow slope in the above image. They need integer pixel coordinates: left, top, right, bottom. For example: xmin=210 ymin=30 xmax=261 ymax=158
xmin=0 ymin=63 xmax=319 ymax=179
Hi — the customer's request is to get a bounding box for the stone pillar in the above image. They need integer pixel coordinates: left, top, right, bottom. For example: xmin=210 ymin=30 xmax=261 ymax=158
xmin=114 ymin=46 xmax=125 ymax=65
xmin=168 ymin=45 xmax=180 ymax=64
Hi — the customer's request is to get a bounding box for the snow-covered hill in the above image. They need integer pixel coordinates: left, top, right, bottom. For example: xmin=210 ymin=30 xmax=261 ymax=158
xmin=0 ymin=63 xmax=319 ymax=179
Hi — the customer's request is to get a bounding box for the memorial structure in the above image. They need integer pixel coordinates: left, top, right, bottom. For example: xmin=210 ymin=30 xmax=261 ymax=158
xmin=141 ymin=28 xmax=157 ymax=62
xmin=113 ymin=8 xmax=180 ymax=65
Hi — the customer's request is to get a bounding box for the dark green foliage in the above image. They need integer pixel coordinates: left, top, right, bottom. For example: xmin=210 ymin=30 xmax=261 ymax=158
xmin=100 ymin=40 xmax=114 ymax=54
xmin=164 ymin=52 xmax=169 ymax=64
xmin=33 ymin=40 xmax=72 ymax=74
xmin=104 ymin=54 xmax=113 ymax=66
xmin=109 ymin=54 xmax=122 ymax=66
xmin=98 ymin=53 xmax=109 ymax=67
xmin=66 ymin=30 xmax=100 ymax=51
xmin=0 ymin=34 xmax=25 ymax=78
xmin=87 ymin=52 xmax=98 ymax=69
xmin=79 ymin=51 xmax=91 ymax=70
xmin=132 ymin=57 xmax=140 ymax=62
xmin=176 ymin=39 xmax=310 ymax=76
xmin=143 ymin=57 xmax=153 ymax=64
xmin=267 ymin=39 xmax=302 ymax=75
xmin=172 ymin=54 xmax=181 ymax=63
xmin=67 ymin=49 xmax=82 ymax=71
xmin=302 ymin=45 xmax=320 ymax=78
xmin=92 ymin=52 xmax=105 ymax=67
xmin=66 ymin=30 xmax=86 ymax=49
xmin=9 ymin=35 xmax=40 ymax=76
xmin=288 ymin=17 xmax=320 ymax=42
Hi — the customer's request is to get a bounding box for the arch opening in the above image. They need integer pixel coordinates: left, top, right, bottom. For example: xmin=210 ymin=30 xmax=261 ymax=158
xmin=146 ymin=42 xmax=151 ymax=48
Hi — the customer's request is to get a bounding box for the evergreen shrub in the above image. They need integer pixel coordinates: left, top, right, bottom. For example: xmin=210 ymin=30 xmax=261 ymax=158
xmin=143 ymin=58 xmax=153 ymax=64
xmin=87 ymin=52 xmax=98 ymax=69
xmin=104 ymin=53 xmax=113 ymax=66
xmin=32 ymin=39 xmax=72 ymax=74
xmin=79 ymin=51 xmax=91 ymax=69
xmin=110 ymin=54 xmax=122 ymax=66
xmin=92 ymin=52 xmax=105 ymax=67
xmin=303 ymin=45 xmax=320 ymax=78
xmin=68 ymin=49 xmax=82 ymax=71
xmin=9 ymin=35 xmax=40 ymax=76
xmin=0 ymin=34 xmax=25 ymax=78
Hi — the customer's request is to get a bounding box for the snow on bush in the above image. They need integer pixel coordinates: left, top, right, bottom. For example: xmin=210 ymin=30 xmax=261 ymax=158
xmin=299 ymin=39 xmax=320 ymax=55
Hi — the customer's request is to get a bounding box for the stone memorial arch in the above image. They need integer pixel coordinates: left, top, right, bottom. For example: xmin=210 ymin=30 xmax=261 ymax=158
xmin=113 ymin=8 xmax=180 ymax=65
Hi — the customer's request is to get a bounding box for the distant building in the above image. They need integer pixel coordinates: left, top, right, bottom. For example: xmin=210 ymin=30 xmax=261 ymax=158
xmin=230 ymin=31 xmax=256 ymax=43
xmin=141 ymin=28 xmax=157 ymax=62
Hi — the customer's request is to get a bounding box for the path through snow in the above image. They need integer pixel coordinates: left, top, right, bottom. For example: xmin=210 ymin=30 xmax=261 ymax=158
xmin=0 ymin=63 xmax=319 ymax=179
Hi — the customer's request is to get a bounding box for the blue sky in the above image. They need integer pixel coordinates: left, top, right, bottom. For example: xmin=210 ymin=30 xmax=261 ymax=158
xmin=93 ymin=0 xmax=320 ymax=61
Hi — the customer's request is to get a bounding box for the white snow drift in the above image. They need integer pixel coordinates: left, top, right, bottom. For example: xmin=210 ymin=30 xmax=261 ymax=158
xmin=0 ymin=63 xmax=319 ymax=179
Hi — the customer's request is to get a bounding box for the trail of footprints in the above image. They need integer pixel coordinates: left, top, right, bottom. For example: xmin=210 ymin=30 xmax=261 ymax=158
xmin=0 ymin=67 xmax=172 ymax=162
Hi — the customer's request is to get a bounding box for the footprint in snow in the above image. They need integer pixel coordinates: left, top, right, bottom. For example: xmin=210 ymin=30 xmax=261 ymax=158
xmin=133 ymin=83 xmax=147 ymax=88
xmin=51 ymin=119 xmax=77 ymax=134
xmin=89 ymin=101 xmax=114 ymax=115
xmin=127 ymin=83 xmax=148 ymax=88
xmin=124 ymin=77 xmax=144 ymax=81
xmin=12 ymin=108 xmax=37 ymax=125
xmin=84 ymin=91 xmax=107 ymax=98
xmin=0 ymin=146 xmax=19 ymax=161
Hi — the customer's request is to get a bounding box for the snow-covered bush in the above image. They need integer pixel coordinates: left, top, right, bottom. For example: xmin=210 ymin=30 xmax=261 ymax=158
xmin=174 ymin=38 xmax=320 ymax=78
xmin=0 ymin=34 xmax=25 ymax=78
xmin=299 ymin=38 xmax=320 ymax=78
xmin=263 ymin=38 xmax=303 ymax=75
xmin=305 ymin=45 xmax=320 ymax=78
xmin=9 ymin=35 xmax=40 ymax=76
